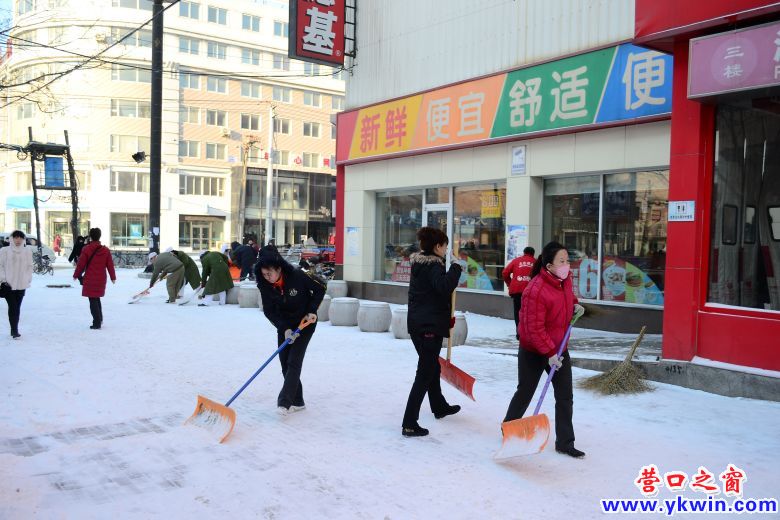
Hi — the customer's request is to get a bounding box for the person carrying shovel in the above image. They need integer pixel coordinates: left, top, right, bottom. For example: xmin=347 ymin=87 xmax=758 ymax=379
xmin=401 ymin=227 xmax=464 ymax=437
xmin=503 ymin=241 xmax=585 ymax=458
xmin=255 ymin=245 xmax=325 ymax=415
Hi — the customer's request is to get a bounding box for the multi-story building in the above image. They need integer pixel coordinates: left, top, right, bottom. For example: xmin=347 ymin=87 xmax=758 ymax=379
xmin=0 ymin=0 xmax=344 ymax=253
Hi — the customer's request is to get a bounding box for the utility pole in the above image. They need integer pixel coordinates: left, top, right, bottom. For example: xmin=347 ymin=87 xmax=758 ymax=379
xmin=264 ymin=105 xmax=274 ymax=246
xmin=237 ymin=135 xmax=259 ymax=241
xmin=148 ymin=0 xmax=165 ymax=254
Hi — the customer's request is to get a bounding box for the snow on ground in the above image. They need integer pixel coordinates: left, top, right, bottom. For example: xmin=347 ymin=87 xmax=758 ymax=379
xmin=1 ymin=269 xmax=779 ymax=519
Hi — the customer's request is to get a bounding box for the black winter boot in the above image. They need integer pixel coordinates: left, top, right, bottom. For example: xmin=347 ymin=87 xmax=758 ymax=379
xmin=434 ymin=404 xmax=461 ymax=419
xmin=556 ymin=445 xmax=585 ymax=458
xmin=402 ymin=424 xmax=429 ymax=437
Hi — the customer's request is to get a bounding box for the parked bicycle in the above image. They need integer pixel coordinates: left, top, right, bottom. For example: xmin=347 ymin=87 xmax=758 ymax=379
xmin=112 ymin=250 xmax=148 ymax=268
xmin=32 ymin=250 xmax=54 ymax=276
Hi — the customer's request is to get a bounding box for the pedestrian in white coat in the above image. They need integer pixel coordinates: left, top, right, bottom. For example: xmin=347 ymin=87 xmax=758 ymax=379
xmin=0 ymin=230 xmax=34 ymax=339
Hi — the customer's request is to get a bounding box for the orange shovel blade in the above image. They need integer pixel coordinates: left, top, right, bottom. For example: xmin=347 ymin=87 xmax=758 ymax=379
xmin=438 ymin=358 xmax=476 ymax=401
xmin=184 ymin=394 xmax=236 ymax=443
xmin=495 ymin=414 xmax=551 ymax=460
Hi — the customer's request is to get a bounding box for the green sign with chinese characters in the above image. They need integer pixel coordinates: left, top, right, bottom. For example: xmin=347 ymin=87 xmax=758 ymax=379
xmin=491 ymin=47 xmax=616 ymax=137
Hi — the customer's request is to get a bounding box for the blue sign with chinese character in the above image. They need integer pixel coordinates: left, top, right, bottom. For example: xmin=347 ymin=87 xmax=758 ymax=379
xmin=595 ymin=44 xmax=673 ymax=123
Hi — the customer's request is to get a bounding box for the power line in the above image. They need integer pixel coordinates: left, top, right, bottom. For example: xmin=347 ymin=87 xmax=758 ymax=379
xmin=0 ymin=0 xmax=182 ymax=109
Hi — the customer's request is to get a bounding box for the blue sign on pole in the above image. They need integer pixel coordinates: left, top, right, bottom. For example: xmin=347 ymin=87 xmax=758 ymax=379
xmin=44 ymin=156 xmax=66 ymax=188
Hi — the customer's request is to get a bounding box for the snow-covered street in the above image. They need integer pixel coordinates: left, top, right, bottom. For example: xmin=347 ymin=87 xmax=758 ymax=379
xmin=2 ymin=269 xmax=779 ymax=519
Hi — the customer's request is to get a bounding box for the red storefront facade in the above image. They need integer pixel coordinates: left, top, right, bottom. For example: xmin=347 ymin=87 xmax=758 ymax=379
xmin=636 ymin=1 xmax=780 ymax=371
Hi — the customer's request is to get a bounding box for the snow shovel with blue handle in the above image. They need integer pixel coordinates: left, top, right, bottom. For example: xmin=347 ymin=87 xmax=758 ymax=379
xmin=185 ymin=314 xmax=317 ymax=443
xmin=495 ymin=306 xmax=584 ymax=459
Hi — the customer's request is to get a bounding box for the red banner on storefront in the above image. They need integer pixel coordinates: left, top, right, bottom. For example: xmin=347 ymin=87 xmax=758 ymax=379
xmin=289 ymin=0 xmax=346 ymax=67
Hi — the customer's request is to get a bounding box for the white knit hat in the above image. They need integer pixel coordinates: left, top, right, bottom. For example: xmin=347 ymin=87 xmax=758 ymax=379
xmin=148 ymin=252 xmax=158 ymax=260
xmin=164 ymin=246 xmax=174 ymax=253
xmin=199 ymin=250 xmax=209 ymax=257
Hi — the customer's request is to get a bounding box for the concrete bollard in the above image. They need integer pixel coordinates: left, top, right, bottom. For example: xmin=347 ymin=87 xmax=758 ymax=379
xmin=226 ymin=286 xmax=240 ymax=305
xmin=358 ymin=302 xmax=392 ymax=332
xmin=391 ymin=306 xmax=411 ymax=339
xmin=238 ymin=282 xmax=260 ymax=308
xmin=317 ymin=294 xmax=332 ymax=322
xmin=326 ymin=280 xmax=348 ymax=298
xmin=330 ymin=297 xmax=359 ymax=326
xmin=452 ymin=312 xmax=468 ymax=346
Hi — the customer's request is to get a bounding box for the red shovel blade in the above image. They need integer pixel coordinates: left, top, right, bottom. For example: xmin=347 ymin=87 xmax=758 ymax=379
xmin=438 ymin=358 xmax=476 ymax=401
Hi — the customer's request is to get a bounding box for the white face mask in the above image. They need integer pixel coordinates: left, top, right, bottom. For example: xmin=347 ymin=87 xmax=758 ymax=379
xmin=548 ymin=263 xmax=570 ymax=280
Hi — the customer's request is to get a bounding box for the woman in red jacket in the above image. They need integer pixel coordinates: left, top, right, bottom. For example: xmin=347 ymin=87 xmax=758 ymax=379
xmin=73 ymin=228 xmax=116 ymax=330
xmin=503 ymin=241 xmax=585 ymax=458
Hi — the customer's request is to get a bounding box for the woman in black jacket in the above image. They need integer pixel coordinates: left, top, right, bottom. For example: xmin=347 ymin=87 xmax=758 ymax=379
xmin=402 ymin=227 xmax=463 ymax=437
xmin=68 ymin=235 xmax=85 ymax=265
xmin=255 ymin=245 xmax=325 ymax=415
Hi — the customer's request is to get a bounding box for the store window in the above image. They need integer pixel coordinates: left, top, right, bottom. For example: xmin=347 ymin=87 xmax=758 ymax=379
xmin=15 ymin=211 xmax=32 ymax=234
xmin=601 ymin=172 xmax=668 ymax=305
xmin=544 ymin=171 xmax=668 ymax=305
xmin=452 ymin=183 xmax=506 ymax=291
xmin=376 ymin=191 xmax=422 ymax=282
xmin=110 ymin=170 xmax=149 ymax=192
xmin=708 ymin=101 xmax=780 ymax=311
xmin=111 ymin=213 xmax=148 ymax=247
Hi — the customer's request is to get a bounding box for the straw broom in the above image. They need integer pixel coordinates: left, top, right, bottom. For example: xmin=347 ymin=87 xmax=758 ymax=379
xmin=578 ymin=325 xmax=653 ymax=394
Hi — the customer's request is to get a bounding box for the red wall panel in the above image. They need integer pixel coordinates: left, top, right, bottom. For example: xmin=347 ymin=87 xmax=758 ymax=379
xmin=698 ymin=311 xmax=780 ymax=371
xmin=635 ymin=0 xmax=780 ymax=42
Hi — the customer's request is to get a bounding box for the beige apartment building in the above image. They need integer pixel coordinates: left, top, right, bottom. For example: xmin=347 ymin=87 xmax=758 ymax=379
xmin=0 ymin=0 xmax=344 ymax=253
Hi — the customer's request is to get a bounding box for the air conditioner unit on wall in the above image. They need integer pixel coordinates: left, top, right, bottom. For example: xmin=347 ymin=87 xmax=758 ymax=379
xmin=220 ymin=127 xmax=231 ymax=137
xmin=95 ymin=33 xmax=107 ymax=44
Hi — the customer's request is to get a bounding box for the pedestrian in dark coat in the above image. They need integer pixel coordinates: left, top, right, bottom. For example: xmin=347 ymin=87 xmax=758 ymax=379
xmin=68 ymin=235 xmax=85 ymax=265
xmin=232 ymin=243 xmax=258 ymax=281
xmin=503 ymin=241 xmax=585 ymax=458
xmin=402 ymin=227 xmax=463 ymax=437
xmin=172 ymin=250 xmax=201 ymax=290
xmin=73 ymin=228 xmax=116 ymax=329
xmin=198 ymin=251 xmax=233 ymax=305
xmin=255 ymin=245 xmax=325 ymax=414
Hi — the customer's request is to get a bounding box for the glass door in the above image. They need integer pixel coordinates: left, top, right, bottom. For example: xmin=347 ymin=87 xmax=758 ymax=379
xmin=192 ymin=224 xmax=210 ymax=250
xmin=423 ymin=203 xmax=452 ymax=262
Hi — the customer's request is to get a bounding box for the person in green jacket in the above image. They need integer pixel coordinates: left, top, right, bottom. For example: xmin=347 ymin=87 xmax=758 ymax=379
xmin=199 ymin=250 xmax=233 ymax=306
xmin=171 ymin=249 xmax=201 ymax=290
xmin=149 ymin=251 xmax=185 ymax=303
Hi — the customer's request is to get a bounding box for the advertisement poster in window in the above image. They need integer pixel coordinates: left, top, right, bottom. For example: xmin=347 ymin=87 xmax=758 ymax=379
xmin=506 ymin=224 xmax=528 ymax=260
xmin=601 ymin=257 xmax=664 ymax=305
xmin=480 ymin=190 xmax=503 ymax=219
xmin=346 ymin=227 xmax=359 ymax=257
xmin=390 ymin=257 xmax=412 ymax=283
xmin=129 ymin=223 xmax=142 ymax=238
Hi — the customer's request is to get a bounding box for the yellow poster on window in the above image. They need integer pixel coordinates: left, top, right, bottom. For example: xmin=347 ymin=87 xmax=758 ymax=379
xmin=480 ymin=190 xmax=503 ymax=219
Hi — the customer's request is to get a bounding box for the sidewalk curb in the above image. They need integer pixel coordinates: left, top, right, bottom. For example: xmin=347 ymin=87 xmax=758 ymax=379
xmin=571 ymin=357 xmax=780 ymax=402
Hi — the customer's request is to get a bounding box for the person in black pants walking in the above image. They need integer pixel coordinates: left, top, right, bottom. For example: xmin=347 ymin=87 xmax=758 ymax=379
xmin=255 ymin=245 xmax=325 ymax=415
xmin=0 ymin=230 xmax=33 ymax=339
xmin=402 ymin=227 xmax=463 ymax=437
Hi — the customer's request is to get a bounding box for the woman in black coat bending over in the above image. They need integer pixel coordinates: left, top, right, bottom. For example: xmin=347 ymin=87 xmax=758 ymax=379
xmin=255 ymin=245 xmax=325 ymax=415
xmin=402 ymin=227 xmax=463 ymax=437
